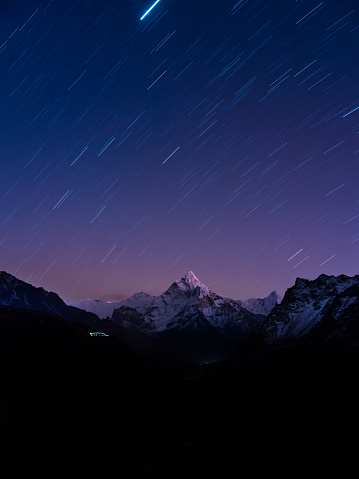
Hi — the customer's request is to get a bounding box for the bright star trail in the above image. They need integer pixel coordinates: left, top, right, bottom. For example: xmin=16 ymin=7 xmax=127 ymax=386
xmin=1 ymin=0 xmax=359 ymax=303
xmin=141 ymin=0 xmax=161 ymax=21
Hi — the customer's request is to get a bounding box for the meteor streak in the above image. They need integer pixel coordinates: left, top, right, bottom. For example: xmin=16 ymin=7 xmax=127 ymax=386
xmin=140 ymin=0 xmax=161 ymax=20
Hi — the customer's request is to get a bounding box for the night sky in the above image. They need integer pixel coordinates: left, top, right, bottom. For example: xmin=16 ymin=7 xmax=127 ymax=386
xmin=1 ymin=0 xmax=358 ymax=302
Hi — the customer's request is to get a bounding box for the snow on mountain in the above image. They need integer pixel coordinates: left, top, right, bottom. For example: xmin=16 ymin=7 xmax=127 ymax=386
xmin=239 ymin=291 xmax=281 ymax=316
xmin=66 ymin=292 xmax=154 ymax=319
xmin=66 ymin=298 xmax=121 ymax=319
xmin=110 ymin=271 xmax=264 ymax=336
xmin=175 ymin=270 xmax=210 ymax=295
xmin=121 ymin=292 xmax=155 ymax=315
xmin=3 ymin=269 xmax=359 ymax=351
xmin=304 ymin=282 xmax=359 ymax=349
xmin=261 ymin=274 xmax=359 ymax=343
xmin=67 ymin=271 xmax=267 ymax=336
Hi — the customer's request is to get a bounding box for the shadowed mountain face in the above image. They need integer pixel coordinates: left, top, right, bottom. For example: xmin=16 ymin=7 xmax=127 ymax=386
xmin=0 ymin=271 xmax=65 ymax=313
xmin=303 ymin=282 xmax=359 ymax=349
xmin=0 ymin=271 xmax=100 ymax=326
xmin=261 ymin=274 xmax=359 ymax=349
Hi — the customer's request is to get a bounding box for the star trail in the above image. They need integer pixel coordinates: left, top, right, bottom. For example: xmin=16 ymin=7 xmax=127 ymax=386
xmin=0 ymin=0 xmax=358 ymax=302
xmin=141 ymin=1 xmax=162 ymax=21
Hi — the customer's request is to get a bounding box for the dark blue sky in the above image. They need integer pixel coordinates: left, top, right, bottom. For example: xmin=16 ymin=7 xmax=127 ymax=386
xmin=1 ymin=0 xmax=359 ymax=301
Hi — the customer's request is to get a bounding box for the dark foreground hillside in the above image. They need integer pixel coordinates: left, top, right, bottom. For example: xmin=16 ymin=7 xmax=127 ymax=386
xmin=1 ymin=305 xmax=358 ymax=478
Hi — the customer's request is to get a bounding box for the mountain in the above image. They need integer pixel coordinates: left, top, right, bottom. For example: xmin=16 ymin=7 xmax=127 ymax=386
xmin=66 ymin=292 xmax=154 ymax=319
xmin=0 ymin=270 xmax=100 ymax=326
xmin=303 ymin=281 xmax=359 ymax=349
xmin=261 ymin=274 xmax=359 ymax=347
xmin=108 ymin=271 xmax=266 ymax=364
xmin=0 ymin=270 xmax=171 ymax=362
xmin=110 ymin=271 xmax=264 ymax=337
xmin=5 ymin=268 xmax=359 ymax=362
xmin=65 ymin=297 xmax=122 ymax=319
xmin=238 ymin=290 xmax=281 ymax=316
xmin=0 ymin=270 xmax=264 ymax=364
xmin=65 ymin=271 xmax=272 ymax=363
xmin=68 ymin=272 xmax=279 ymax=322
xmin=3 ymin=275 xmax=357 ymax=477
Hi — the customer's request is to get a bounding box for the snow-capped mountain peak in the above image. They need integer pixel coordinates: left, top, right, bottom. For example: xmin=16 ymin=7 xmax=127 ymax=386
xmin=174 ymin=271 xmax=210 ymax=295
xmin=67 ymin=271 xmax=264 ymax=335
xmin=109 ymin=271 xmax=264 ymax=335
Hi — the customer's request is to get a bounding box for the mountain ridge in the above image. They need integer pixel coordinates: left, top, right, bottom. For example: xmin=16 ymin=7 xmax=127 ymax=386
xmin=261 ymin=273 xmax=359 ymax=348
xmin=67 ymin=270 xmax=280 ymax=319
xmin=106 ymin=271 xmax=265 ymax=339
xmin=2 ymin=269 xmax=359 ymax=357
xmin=0 ymin=270 xmax=102 ymax=327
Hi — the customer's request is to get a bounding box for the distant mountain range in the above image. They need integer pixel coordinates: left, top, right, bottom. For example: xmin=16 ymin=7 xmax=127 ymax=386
xmin=67 ymin=271 xmax=278 ymax=337
xmin=1 ymin=269 xmax=359 ymax=361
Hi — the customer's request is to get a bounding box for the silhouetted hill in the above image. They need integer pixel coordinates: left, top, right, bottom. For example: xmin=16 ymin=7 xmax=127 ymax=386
xmin=1 ymin=305 xmax=358 ymax=478
xmin=0 ymin=270 xmax=101 ymax=326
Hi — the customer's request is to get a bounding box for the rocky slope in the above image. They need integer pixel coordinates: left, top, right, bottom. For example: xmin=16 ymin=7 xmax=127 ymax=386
xmin=0 ymin=271 xmax=100 ymax=326
xmin=261 ymin=274 xmax=359 ymax=347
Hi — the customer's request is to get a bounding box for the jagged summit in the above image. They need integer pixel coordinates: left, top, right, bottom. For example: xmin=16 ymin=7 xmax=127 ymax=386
xmin=262 ymin=273 xmax=359 ymax=343
xmin=132 ymin=291 xmax=152 ymax=298
xmin=295 ymin=273 xmax=354 ymax=286
xmin=181 ymin=271 xmax=198 ymax=280
xmin=174 ymin=271 xmax=210 ymax=294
